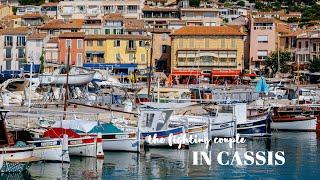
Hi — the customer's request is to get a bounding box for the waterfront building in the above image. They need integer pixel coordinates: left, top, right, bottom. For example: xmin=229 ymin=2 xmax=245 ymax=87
xmin=0 ymin=27 xmax=30 ymax=71
xmin=58 ymin=32 xmax=85 ymax=66
xmin=16 ymin=5 xmax=41 ymax=16
xmin=84 ymin=34 xmax=151 ymax=72
xmin=0 ymin=4 xmax=12 ymax=19
xmin=21 ymin=13 xmax=45 ymax=27
xmin=170 ymin=26 xmax=245 ymax=83
xmin=180 ymin=6 xmax=221 ymax=26
xmin=1 ymin=15 xmax=22 ymax=28
xmin=142 ymin=5 xmax=180 ymax=29
xmin=249 ymin=18 xmax=276 ymax=73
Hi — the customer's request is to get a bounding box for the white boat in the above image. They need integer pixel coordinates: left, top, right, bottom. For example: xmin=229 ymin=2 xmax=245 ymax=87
xmin=39 ymin=66 xmax=95 ymax=85
xmin=8 ymin=128 xmax=70 ymax=163
xmin=0 ymin=110 xmax=39 ymax=173
xmin=272 ymin=115 xmax=317 ymax=131
xmin=139 ymin=105 xmax=188 ymax=148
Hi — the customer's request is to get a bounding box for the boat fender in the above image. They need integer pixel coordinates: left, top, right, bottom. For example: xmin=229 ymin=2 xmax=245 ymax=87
xmin=96 ymin=133 xmax=104 ymax=159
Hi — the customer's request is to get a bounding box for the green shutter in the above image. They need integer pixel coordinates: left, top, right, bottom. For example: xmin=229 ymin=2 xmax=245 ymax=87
xmin=105 ymin=29 xmax=110 ymax=35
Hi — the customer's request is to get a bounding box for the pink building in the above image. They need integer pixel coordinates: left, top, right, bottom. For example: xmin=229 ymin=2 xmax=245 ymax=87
xmin=249 ymin=18 xmax=276 ymax=73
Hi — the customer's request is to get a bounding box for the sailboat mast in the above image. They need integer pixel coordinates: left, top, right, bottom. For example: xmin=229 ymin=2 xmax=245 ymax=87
xmin=63 ymin=46 xmax=71 ymax=119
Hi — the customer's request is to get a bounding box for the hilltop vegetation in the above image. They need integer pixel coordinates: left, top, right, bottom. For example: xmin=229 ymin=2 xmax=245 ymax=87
xmin=19 ymin=0 xmax=60 ymax=5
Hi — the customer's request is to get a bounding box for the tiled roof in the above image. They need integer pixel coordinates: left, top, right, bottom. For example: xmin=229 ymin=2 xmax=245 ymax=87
xmin=42 ymin=2 xmax=59 ymax=7
xmin=27 ymin=33 xmax=47 ymax=40
xmin=59 ymin=32 xmax=85 ymax=38
xmin=253 ymin=18 xmax=274 ymax=23
xmin=124 ymin=19 xmax=144 ymax=30
xmin=276 ymin=23 xmax=291 ymax=34
xmin=281 ymin=29 xmax=304 ymax=37
xmin=2 ymin=15 xmax=21 ymax=20
xmin=103 ymin=13 xmax=124 ymax=21
xmin=21 ymin=13 xmax=42 ymax=19
xmin=171 ymin=26 xmax=246 ymax=36
xmin=39 ymin=19 xmax=84 ymax=30
xmin=143 ymin=5 xmax=179 ymax=12
xmin=0 ymin=27 xmax=30 ymax=35
xmin=106 ymin=35 xmax=151 ymax=40
xmin=48 ymin=37 xmax=58 ymax=43
xmin=85 ymin=35 xmax=107 ymax=40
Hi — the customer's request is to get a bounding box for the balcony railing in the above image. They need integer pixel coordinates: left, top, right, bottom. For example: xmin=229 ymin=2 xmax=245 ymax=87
xmin=177 ymin=61 xmax=237 ymax=67
xmin=126 ymin=46 xmax=137 ymax=52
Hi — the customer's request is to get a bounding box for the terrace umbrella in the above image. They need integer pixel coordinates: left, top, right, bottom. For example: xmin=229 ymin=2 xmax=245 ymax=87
xmin=255 ymin=76 xmax=269 ymax=94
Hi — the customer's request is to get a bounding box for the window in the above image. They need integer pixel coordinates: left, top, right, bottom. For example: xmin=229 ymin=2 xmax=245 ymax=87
xmin=221 ymin=39 xmax=225 ymax=48
xmin=189 ymin=39 xmax=194 ymax=48
xmin=114 ymin=40 xmax=120 ymax=47
xmin=115 ymin=53 xmax=121 ymax=61
xmin=5 ymin=48 xmax=11 ymax=58
xmin=97 ymin=40 xmax=103 ymax=46
xmin=179 ymin=39 xmax=183 ymax=48
xmin=139 ymin=41 xmax=145 ymax=47
xmin=205 ymin=39 xmax=209 ymax=48
xmin=77 ymin=39 xmax=83 ymax=49
xmin=113 ymin=29 xmax=123 ymax=35
xmin=5 ymin=60 xmax=11 ymax=70
xmin=18 ymin=48 xmax=25 ymax=58
xmin=77 ymin=53 xmax=82 ymax=66
xmin=105 ymin=29 xmax=110 ymax=34
xmin=231 ymin=39 xmax=236 ymax=48
xmin=129 ymin=53 xmax=134 ymax=62
xmin=298 ymin=41 xmax=301 ymax=49
xmin=257 ymin=35 xmax=268 ymax=43
xmin=128 ymin=40 xmax=135 ymax=49
xmin=66 ymin=39 xmax=71 ymax=48
xmin=17 ymin=36 xmax=26 ymax=46
xmin=141 ymin=54 xmax=145 ymax=62
xmin=313 ymin=43 xmax=317 ymax=52
xmin=36 ymin=40 xmax=41 ymax=47
xmin=257 ymin=50 xmax=268 ymax=60
xmin=4 ymin=36 xmax=13 ymax=46
xmin=162 ymin=45 xmax=167 ymax=53
xmin=87 ymin=40 xmax=93 ymax=46
xmin=305 ymin=41 xmax=309 ymax=49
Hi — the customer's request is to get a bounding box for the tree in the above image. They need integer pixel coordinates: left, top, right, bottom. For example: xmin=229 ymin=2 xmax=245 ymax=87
xmin=237 ymin=1 xmax=245 ymax=7
xmin=189 ymin=0 xmax=200 ymax=7
xmin=265 ymin=51 xmax=293 ymax=75
xmin=308 ymin=58 xmax=320 ymax=73
xmin=39 ymin=52 xmax=45 ymax=74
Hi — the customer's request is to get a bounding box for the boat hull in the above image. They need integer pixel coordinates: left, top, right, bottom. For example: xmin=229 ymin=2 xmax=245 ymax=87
xmin=141 ymin=127 xmax=188 ymax=148
xmin=68 ymin=137 xmax=97 ymax=157
xmin=28 ymin=139 xmax=70 ymax=163
xmin=210 ymin=121 xmax=235 ymax=138
xmin=100 ymin=132 xmax=140 ymax=152
xmin=271 ymin=117 xmax=317 ymax=131
xmin=39 ymin=73 xmax=94 ymax=85
xmin=0 ymin=146 xmax=34 ymax=173
xmin=237 ymin=116 xmax=271 ymax=137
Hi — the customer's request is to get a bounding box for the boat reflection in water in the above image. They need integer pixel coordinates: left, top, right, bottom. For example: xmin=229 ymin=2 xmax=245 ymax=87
xmin=29 ymin=162 xmax=70 ymax=179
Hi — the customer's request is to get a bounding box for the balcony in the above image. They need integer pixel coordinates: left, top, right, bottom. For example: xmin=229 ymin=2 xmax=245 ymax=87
xmin=126 ymin=46 xmax=137 ymax=52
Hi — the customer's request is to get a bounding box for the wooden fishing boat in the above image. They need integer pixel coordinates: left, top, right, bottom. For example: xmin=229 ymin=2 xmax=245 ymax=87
xmin=0 ymin=110 xmax=39 ymax=173
xmin=272 ymin=106 xmax=318 ymax=131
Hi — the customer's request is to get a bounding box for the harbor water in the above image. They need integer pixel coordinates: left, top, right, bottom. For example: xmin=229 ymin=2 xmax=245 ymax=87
xmin=3 ymin=132 xmax=320 ymax=179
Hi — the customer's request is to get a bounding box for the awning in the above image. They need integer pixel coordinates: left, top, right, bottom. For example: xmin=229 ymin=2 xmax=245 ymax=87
xmin=212 ymin=70 xmax=241 ymax=77
xmin=243 ymin=73 xmax=256 ymax=77
xmin=83 ymin=63 xmax=137 ymax=69
xmin=171 ymin=68 xmax=201 ymax=76
xmin=86 ymin=51 xmax=104 ymax=55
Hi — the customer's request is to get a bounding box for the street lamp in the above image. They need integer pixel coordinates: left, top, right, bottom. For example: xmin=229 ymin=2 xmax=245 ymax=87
xmin=145 ymin=41 xmax=152 ymax=99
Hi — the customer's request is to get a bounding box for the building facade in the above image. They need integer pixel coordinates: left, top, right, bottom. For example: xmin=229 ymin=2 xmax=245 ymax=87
xmin=170 ymin=26 xmax=245 ymax=81
xmin=58 ymin=32 xmax=85 ymax=66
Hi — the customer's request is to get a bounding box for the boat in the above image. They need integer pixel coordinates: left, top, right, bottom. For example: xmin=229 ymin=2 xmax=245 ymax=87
xmin=0 ymin=110 xmax=39 ymax=173
xmin=43 ymin=128 xmax=103 ymax=158
xmin=38 ymin=119 xmax=141 ymax=152
xmin=39 ymin=66 xmax=95 ymax=85
xmin=7 ymin=127 xmax=70 ymax=163
xmin=139 ymin=104 xmax=188 ymax=148
xmin=211 ymin=104 xmax=271 ymax=137
xmin=272 ymin=107 xmax=317 ymax=131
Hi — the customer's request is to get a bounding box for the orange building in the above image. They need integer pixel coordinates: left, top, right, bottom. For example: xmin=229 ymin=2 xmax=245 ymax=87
xmin=58 ymin=32 xmax=85 ymax=66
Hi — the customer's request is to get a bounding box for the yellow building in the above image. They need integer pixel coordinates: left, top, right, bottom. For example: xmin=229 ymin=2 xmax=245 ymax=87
xmin=0 ymin=5 xmax=12 ymax=19
xmin=170 ymin=26 xmax=246 ymax=80
xmin=84 ymin=34 xmax=151 ymax=70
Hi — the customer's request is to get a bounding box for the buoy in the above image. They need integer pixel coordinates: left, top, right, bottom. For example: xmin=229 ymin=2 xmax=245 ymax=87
xmin=96 ymin=133 xmax=104 ymax=159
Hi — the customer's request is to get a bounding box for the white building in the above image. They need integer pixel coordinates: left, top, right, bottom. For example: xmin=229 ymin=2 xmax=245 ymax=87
xmin=57 ymin=0 xmax=143 ymax=20
xmin=0 ymin=27 xmax=30 ymax=71
xmin=26 ymin=33 xmax=49 ymax=65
